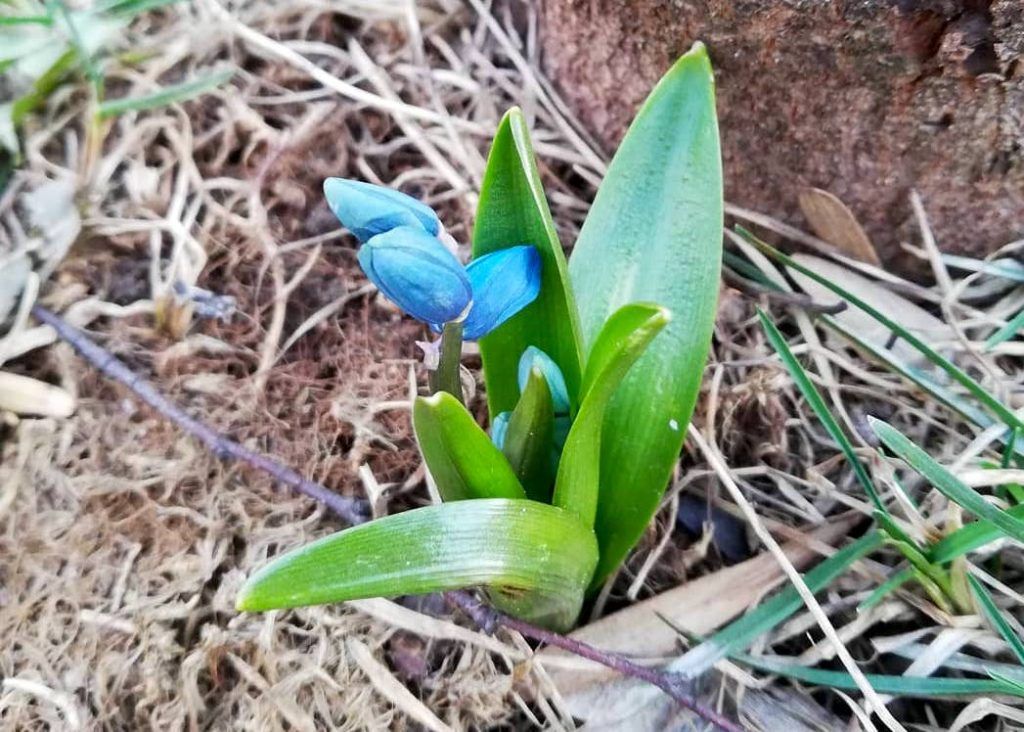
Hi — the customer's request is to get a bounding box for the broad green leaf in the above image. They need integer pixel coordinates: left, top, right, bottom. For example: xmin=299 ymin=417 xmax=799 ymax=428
xmin=673 ymin=531 xmax=883 ymax=677
xmin=871 ymin=418 xmax=1024 ymax=545
xmin=568 ymin=43 xmax=722 ymax=585
xmin=553 ymin=303 xmax=670 ymax=529
xmin=236 ymin=499 xmax=597 ymax=631
xmin=473 ymin=107 xmax=583 ymax=418
xmin=502 ymin=365 xmax=555 ymax=503
xmin=735 ymin=653 xmax=1024 ymax=698
xmin=98 ymin=67 xmax=234 ymax=118
xmin=746 ymin=231 xmax=1024 ymax=432
xmin=968 ymin=574 xmax=1024 ymax=665
xmin=759 ymin=309 xmax=881 ymax=510
xmin=412 ymin=392 xmax=525 ymax=502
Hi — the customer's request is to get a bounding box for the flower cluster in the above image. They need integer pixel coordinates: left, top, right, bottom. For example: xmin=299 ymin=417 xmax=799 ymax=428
xmin=323 ymin=178 xmax=541 ymax=341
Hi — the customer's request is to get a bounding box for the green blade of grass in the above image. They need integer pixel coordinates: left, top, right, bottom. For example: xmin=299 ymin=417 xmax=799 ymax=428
xmin=929 ymin=502 xmax=1024 ymax=563
xmin=986 ymin=307 xmax=1024 ymax=351
xmin=871 ymin=419 xmax=1024 ymax=544
xmin=672 ymin=531 xmax=883 ymax=677
xmin=758 ymin=308 xmax=881 ymax=510
xmin=735 ymin=652 xmax=1024 ymax=698
xmin=857 ymin=566 xmax=914 ymax=611
xmin=968 ymin=574 xmax=1024 ymax=665
xmin=97 ymin=67 xmax=233 ymax=118
xmin=743 ymin=228 xmax=1024 ymax=432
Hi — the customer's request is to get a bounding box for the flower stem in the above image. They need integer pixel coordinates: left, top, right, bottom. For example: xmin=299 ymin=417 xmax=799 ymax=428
xmin=428 ymin=321 xmax=464 ymax=404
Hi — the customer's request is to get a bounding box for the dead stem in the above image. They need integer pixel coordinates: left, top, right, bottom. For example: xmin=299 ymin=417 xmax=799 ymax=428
xmin=34 ymin=303 xmax=745 ymax=732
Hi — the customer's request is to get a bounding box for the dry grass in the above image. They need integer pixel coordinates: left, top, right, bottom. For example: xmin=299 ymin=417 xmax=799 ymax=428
xmin=2 ymin=0 xmax=1023 ymax=730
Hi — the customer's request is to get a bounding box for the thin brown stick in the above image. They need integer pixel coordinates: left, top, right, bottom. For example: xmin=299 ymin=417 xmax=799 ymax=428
xmin=35 ymin=303 xmax=745 ymax=732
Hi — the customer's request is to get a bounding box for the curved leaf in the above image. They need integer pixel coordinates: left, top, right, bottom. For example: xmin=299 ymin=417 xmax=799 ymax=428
xmin=236 ymin=499 xmax=598 ymax=631
xmin=553 ymin=303 xmax=671 ymax=528
xmin=567 ymin=43 xmax=722 ymax=584
xmin=502 ymin=365 xmax=555 ymax=503
xmin=412 ymin=391 xmax=525 ymax=501
xmin=473 ymin=107 xmax=584 ymax=418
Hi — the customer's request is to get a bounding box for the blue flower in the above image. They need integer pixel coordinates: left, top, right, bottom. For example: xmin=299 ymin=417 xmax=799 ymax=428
xmin=324 ymin=178 xmax=440 ymax=243
xmin=461 ymin=246 xmax=541 ymax=340
xmin=357 ymin=226 xmax=471 ymax=325
xmin=490 ymin=411 xmax=511 ymax=449
xmin=517 ymin=346 xmax=570 ymax=414
xmin=325 ymin=178 xmax=542 ymax=340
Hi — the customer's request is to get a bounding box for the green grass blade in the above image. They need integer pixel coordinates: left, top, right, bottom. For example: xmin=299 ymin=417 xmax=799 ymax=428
xmin=568 ymin=44 xmax=722 ymax=585
xmin=473 ymin=107 xmax=584 ymax=418
xmin=872 ymin=419 xmax=1024 ymax=544
xmin=97 ymin=68 xmax=233 ymax=118
xmin=968 ymin=574 xmax=1024 ymax=665
xmin=673 ymin=531 xmax=883 ymax=677
xmin=236 ymin=499 xmax=598 ymax=631
xmin=758 ymin=308 xmax=881 ymax=509
xmin=553 ymin=303 xmax=670 ymax=530
xmin=858 ymin=566 xmax=914 ymax=611
xmin=929 ymin=503 xmax=1024 ymax=563
xmin=502 ymin=365 xmax=555 ymax=503
xmin=744 ymin=229 xmax=1023 ymax=432
xmin=735 ymin=653 xmax=1024 ymax=698
xmin=985 ymin=307 xmax=1024 ymax=350
xmin=412 ymin=392 xmax=526 ymax=502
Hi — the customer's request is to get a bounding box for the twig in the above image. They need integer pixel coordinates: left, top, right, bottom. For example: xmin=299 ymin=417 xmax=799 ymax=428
xmin=723 ymin=268 xmax=848 ymax=315
xmin=31 ymin=304 xmax=370 ymax=526
xmin=36 ymin=303 xmax=745 ymax=732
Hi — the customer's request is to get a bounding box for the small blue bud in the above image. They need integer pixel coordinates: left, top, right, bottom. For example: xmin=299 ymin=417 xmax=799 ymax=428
xmin=491 ymin=411 xmax=511 ymax=450
xmin=358 ymin=226 xmax=471 ymax=325
xmin=461 ymin=246 xmax=541 ymax=340
xmin=517 ymin=346 xmax=570 ymax=414
xmin=324 ymin=178 xmax=441 ymax=243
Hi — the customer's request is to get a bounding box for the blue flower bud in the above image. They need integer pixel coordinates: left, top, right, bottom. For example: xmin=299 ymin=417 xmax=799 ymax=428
xmin=517 ymin=346 xmax=570 ymax=414
xmin=358 ymin=226 xmax=471 ymax=325
xmin=461 ymin=246 xmax=541 ymax=340
xmin=490 ymin=411 xmax=511 ymax=450
xmin=324 ymin=178 xmax=441 ymax=243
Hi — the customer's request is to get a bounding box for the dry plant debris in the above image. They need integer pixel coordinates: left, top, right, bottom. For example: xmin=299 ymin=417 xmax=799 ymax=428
xmin=1 ymin=0 xmax=1023 ymax=730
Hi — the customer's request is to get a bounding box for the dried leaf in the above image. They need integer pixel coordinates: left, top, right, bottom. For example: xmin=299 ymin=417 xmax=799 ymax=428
xmin=798 ymin=187 xmax=880 ymax=266
xmin=539 ymin=516 xmax=859 ymax=726
xmin=787 ymin=254 xmax=951 ymax=368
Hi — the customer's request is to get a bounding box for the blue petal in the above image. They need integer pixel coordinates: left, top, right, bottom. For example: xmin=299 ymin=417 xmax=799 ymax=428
xmin=517 ymin=346 xmax=570 ymax=415
xmin=461 ymin=246 xmax=541 ymax=340
xmin=358 ymin=226 xmax=471 ymax=325
xmin=324 ymin=178 xmax=441 ymax=242
xmin=490 ymin=411 xmax=511 ymax=450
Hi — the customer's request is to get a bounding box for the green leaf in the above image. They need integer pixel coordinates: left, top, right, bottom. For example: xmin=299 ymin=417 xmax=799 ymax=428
xmin=735 ymin=653 xmax=1024 ymax=698
xmin=673 ymin=531 xmax=883 ymax=677
xmin=236 ymin=499 xmax=598 ymax=631
xmin=502 ymin=365 xmax=555 ymax=503
xmin=758 ymin=309 xmax=881 ymax=510
xmin=412 ymin=392 xmax=525 ymax=502
xmin=746 ymin=231 xmax=1024 ymax=433
xmin=929 ymin=503 xmax=1024 ymax=563
xmin=871 ymin=418 xmax=1024 ymax=545
xmin=97 ymin=67 xmax=233 ymax=118
xmin=553 ymin=303 xmax=670 ymax=530
xmin=968 ymin=574 xmax=1024 ymax=665
xmin=473 ymin=107 xmax=584 ymax=418
xmin=567 ymin=43 xmax=722 ymax=585
xmin=986 ymin=307 xmax=1024 ymax=351
xmin=858 ymin=566 xmax=914 ymax=611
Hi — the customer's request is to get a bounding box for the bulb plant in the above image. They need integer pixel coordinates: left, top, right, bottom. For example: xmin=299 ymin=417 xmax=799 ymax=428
xmin=236 ymin=43 xmax=723 ymax=632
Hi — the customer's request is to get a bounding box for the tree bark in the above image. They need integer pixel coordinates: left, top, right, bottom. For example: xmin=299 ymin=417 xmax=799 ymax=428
xmin=541 ymin=0 xmax=1024 ymax=269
